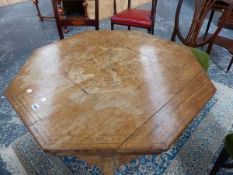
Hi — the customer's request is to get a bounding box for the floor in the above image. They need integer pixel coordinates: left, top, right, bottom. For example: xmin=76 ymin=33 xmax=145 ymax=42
xmin=0 ymin=0 xmax=233 ymax=174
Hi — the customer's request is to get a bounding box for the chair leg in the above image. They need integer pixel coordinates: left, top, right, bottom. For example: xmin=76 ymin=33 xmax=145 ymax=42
xmin=227 ymin=55 xmax=233 ymax=72
xmin=147 ymin=28 xmax=151 ymax=34
xmin=207 ymin=42 xmax=214 ymax=54
xmin=56 ymin=23 xmax=64 ymax=40
xmin=32 ymin=0 xmax=43 ymax=21
xmin=63 ymin=26 xmax=69 ymax=33
xmin=210 ymin=149 xmax=230 ymax=175
xmin=128 ymin=26 xmax=131 ymax=30
xmin=151 ymin=27 xmax=154 ymax=35
xmin=171 ymin=29 xmax=176 ymax=42
xmin=203 ymin=10 xmax=215 ymax=40
xmin=111 ymin=23 xmax=114 ymax=30
xmin=51 ymin=0 xmax=64 ymax=40
xmin=95 ymin=24 xmax=99 ymax=31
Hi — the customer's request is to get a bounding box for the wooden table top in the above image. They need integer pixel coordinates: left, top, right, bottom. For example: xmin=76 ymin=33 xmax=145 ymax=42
xmin=5 ymin=31 xmax=216 ymax=155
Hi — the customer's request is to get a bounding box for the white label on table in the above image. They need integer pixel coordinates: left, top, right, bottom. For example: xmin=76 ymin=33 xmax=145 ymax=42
xmin=40 ymin=97 xmax=47 ymax=102
xmin=26 ymin=89 xmax=33 ymax=93
xmin=31 ymin=103 xmax=40 ymax=110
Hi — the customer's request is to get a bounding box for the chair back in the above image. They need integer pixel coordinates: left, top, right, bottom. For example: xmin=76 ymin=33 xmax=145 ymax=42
xmin=52 ymin=0 xmax=99 ymax=39
xmin=171 ymin=0 xmax=233 ymax=48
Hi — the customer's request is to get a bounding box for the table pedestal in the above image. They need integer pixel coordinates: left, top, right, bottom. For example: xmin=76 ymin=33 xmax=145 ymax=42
xmin=77 ymin=154 xmax=138 ymax=175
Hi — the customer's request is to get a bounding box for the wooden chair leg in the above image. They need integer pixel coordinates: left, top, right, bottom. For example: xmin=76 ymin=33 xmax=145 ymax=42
xmin=147 ymin=28 xmax=151 ymax=34
xmin=63 ymin=26 xmax=69 ymax=33
xmin=171 ymin=29 xmax=176 ymax=42
xmin=58 ymin=26 xmax=64 ymax=40
xmin=204 ymin=10 xmax=215 ymax=39
xmin=210 ymin=149 xmax=230 ymax=175
xmin=151 ymin=27 xmax=154 ymax=35
xmin=51 ymin=0 xmax=64 ymax=40
xmin=95 ymin=21 xmax=99 ymax=30
xmin=207 ymin=42 xmax=214 ymax=54
xmin=128 ymin=26 xmax=131 ymax=30
xmin=95 ymin=25 xmax=99 ymax=30
xmin=111 ymin=23 xmax=114 ymax=30
xmin=32 ymin=0 xmax=43 ymax=21
xmin=227 ymin=55 xmax=233 ymax=72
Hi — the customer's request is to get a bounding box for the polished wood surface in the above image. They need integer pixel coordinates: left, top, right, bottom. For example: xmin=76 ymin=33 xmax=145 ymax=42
xmin=5 ymin=31 xmax=216 ymax=174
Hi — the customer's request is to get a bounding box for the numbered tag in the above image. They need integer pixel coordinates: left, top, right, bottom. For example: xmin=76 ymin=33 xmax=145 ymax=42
xmin=31 ymin=103 xmax=40 ymax=111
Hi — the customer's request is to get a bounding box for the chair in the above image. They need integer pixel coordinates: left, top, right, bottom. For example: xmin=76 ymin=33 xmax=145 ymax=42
xmin=204 ymin=0 xmax=233 ymax=72
xmin=210 ymin=133 xmax=233 ymax=175
xmin=110 ymin=0 xmax=158 ymax=35
xmin=208 ymin=35 xmax=233 ymax=72
xmin=52 ymin=0 xmax=99 ymax=40
xmin=171 ymin=0 xmax=233 ymax=54
xmin=171 ymin=0 xmax=233 ymax=71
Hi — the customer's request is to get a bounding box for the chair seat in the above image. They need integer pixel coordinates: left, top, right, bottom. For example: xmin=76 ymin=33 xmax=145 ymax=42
xmin=111 ymin=9 xmax=152 ymax=28
xmin=190 ymin=48 xmax=210 ymax=71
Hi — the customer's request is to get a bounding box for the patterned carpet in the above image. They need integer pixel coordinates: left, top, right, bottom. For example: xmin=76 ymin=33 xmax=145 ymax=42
xmin=1 ymin=0 xmax=233 ymax=174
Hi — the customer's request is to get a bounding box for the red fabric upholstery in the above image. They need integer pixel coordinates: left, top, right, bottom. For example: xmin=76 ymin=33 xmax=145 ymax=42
xmin=111 ymin=9 xmax=152 ymax=28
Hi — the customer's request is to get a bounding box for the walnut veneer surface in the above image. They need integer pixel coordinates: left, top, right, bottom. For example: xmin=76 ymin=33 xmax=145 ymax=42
xmin=5 ymin=31 xmax=216 ymax=173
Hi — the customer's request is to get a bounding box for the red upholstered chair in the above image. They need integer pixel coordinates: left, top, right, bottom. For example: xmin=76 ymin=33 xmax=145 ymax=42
xmin=110 ymin=0 xmax=158 ymax=35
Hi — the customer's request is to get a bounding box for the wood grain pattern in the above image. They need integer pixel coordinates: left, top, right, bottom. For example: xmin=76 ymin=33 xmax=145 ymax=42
xmin=5 ymin=31 xmax=216 ymax=174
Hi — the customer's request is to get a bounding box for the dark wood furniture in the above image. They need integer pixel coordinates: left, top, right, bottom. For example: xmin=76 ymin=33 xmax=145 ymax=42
xmin=210 ymin=133 xmax=233 ymax=175
xmin=209 ymin=0 xmax=233 ymax=29
xmin=110 ymin=0 xmax=158 ymax=35
xmin=204 ymin=0 xmax=233 ymax=72
xmin=5 ymin=30 xmax=216 ymax=175
xmin=171 ymin=0 xmax=232 ymax=54
xmin=52 ymin=0 xmax=99 ymax=39
xmin=33 ymin=0 xmax=89 ymax=21
xmin=33 ymin=0 xmax=54 ymax=21
xmin=204 ymin=34 xmax=233 ymax=72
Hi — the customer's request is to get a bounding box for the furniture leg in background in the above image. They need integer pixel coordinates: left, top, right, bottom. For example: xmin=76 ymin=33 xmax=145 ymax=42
xmin=203 ymin=0 xmax=233 ymax=72
xmin=33 ymin=0 xmax=54 ymax=21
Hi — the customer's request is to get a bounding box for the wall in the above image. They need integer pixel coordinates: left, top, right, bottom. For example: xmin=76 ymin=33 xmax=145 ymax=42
xmin=87 ymin=0 xmax=151 ymax=19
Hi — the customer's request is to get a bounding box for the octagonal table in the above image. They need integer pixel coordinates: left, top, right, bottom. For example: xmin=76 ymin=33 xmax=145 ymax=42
xmin=5 ymin=31 xmax=216 ymax=174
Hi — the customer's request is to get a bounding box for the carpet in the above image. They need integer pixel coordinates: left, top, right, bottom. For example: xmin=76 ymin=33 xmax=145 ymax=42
xmin=0 ymin=0 xmax=29 ymax=8
xmin=1 ymin=81 xmax=233 ymax=175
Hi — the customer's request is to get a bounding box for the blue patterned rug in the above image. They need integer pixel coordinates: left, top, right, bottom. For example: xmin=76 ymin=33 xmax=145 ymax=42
xmin=0 ymin=82 xmax=232 ymax=175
